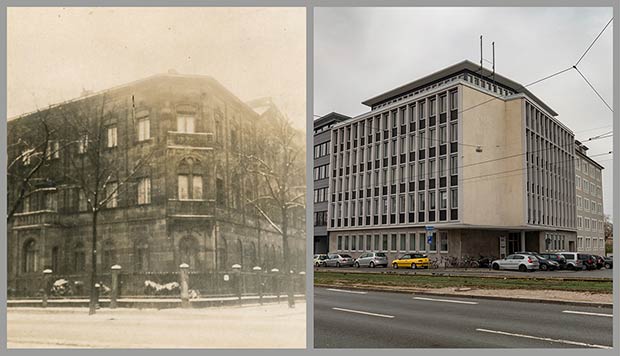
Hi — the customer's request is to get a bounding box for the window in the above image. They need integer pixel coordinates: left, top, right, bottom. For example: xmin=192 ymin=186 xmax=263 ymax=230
xmin=408 ymin=193 xmax=415 ymax=212
xmin=418 ymin=162 xmax=425 ymax=181
xmin=450 ymin=155 xmax=458 ymax=175
xmin=46 ymin=140 xmax=60 ymax=159
xmin=440 ymin=232 xmax=448 ymax=252
xmin=23 ymin=240 xmax=37 ymax=273
xmin=450 ymin=123 xmax=457 ymax=142
xmin=400 ymin=234 xmax=406 ymax=251
xmin=429 ymin=191 xmax=436 ymax=210
xmin=439 ymin=95 xmax=447 ymax=113
xmin=107 ymin=126 xmax=118 ymax=148
xmin=134 ymin=240 xmax=149 ymax=272
xmin=439 ymin=158 xmax=446 ymax=177
xmin=390 ymin=234 xmax=397 ymax=251
xmin=409 ymin=233 xmax=416 ymax=251
xmin=418 ymin=232 xmax=426 ymax=251
xmin=382 ymin=235 xmax=388 ymax=250
xmin=351 ymin=236 xmax=356 ymax=250
xmin=337 ymin=236 xmax=342 ymax=250
xmin=138 ymin=117 xmax=150 ymax=141
xmin=439 ymin=126 xmax=447 ymax=145
xmin=105 ymin=182 xmax=118 ymax=208
xmin=429 ymin=160 xmax=436 ymax=179
xmin=138 ymin=177 xmax=151 ymax=205
xmin=439 ymin=190 xmax=447 ymax=209
xmin=366 ymin=235 xmax=372 ymax=250
xmin=74 ymin=242 xmax=86 ymax=272
xmin=178 ymin=175 xmax=189 ymax=200
xmin=78 ymin=135 xmax=89 ymax=154
xmin=449 ymin=91 xmax=458 ymax=110
xmin=418 ymin=192 xmax=425 ymax=210
xmin=192 ymin=176 xmax=203 ymax=200
xmin=177 ymin=115 xmax=195 ymax=133
xmin=374 ymin=235 xmax=380 ymax=250
xmin=450 ymin=188 xmax=458 ymax=209
xmin=419 ymin=131 xmax=426 ymax=149
xmin=429 ymin=128 xmax=436 ymax=148
xmin=102 ymin=240 xmax=116 ymax=269
xmin=429 ymin=233 xmax=437 ymax=251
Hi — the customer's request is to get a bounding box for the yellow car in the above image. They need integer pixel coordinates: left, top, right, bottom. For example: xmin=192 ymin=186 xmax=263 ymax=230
xmin=392 ymin=253 xmax=430 ymax=269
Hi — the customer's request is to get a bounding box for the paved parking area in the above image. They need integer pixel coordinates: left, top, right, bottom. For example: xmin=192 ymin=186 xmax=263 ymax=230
xmin=315 ymin=266 xmax=613 ymax=279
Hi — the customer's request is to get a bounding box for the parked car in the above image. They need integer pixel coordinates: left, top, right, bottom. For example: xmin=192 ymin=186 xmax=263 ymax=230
xmin=514 ymin=252 xmax=558 ymax=271
xmin=391 ymin=253 xmax=430 ymax=269
xmin=591 ymin=255 xmax=605 ymax=269
xmin=559 ymin=252 xmax=584 ymax=270
xmin=538 ymin=253 xmax=567 ymax=270
xmin=314 ymin=254 xmax=329 ymax=267
xmin=324 ymin=253 xmax=354 ymax=267
xmin=577 ymin=253 xmax=597 ymax=270
xmin=602 ymin=256 xmax=613 ymax=269
xmin=354 ymin=252 xmax=388 ymax=268
xmin=491 ymin=254 xmax=539 ymax=272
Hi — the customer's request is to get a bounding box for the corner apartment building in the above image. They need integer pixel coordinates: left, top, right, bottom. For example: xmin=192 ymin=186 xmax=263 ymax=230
xmin=313 ymin=113 xmax=350 ymax=254
xmin=574 ymin=141 xmax=605 ymax=255
xmin=7 ymin=73 xmax=305 ymax=296
xmin=325 ymin=60 xmax=578 ymax=263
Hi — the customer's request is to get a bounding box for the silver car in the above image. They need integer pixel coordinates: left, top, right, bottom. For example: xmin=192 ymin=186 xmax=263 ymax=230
xmin=491 ymin=254 xmax=539 ymax=272
xmin=354 ymin=252 xmax=388 ymax=268
xmin=325 ymin=253 xmax=354 ymax=267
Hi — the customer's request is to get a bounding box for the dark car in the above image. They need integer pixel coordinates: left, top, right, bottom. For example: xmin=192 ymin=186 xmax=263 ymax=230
xmin=602 ymin=256 xmax=613 ymax=269
xmin=577 ymin=253 xmax=597 ymax=270
xmin=591 ymin=255 xmax=605 ymax=269
xmin=514 ymin=252 xmax=559 ymax=271
xmin=538 ymin=253 xmax=567 ymax=270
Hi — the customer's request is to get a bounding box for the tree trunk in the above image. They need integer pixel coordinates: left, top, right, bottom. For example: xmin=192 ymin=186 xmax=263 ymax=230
xmin=88 ymin=209 xmax=98 ymax=315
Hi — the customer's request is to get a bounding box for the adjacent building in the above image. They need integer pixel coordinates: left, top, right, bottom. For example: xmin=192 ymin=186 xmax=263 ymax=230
xmin=7 ymin=72 xmax=306 ymax=296
xmin=313 ymin=113 xmax=350 ymax=254
xmin=574 ymin=141 xmax=606 ymax=256
xmin=321 ymin=60 xmax=588 ymax=263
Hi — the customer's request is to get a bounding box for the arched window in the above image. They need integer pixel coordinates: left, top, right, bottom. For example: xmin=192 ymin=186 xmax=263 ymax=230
xmin=248 ymin=242 xmax=257 ymax=268
xmin=177 ymin=157 xmax=204 ymax=200
xmin=74 ymin=242 xmax=86 ymax=272
xmin=102 ymin=240 xmax=116 ymax=270
xmin=217 ymin=238 xmax=228 ymax=271
xmin=51 ymin=246 xmax=60 ymax=273
xmin=23 ymin=239 xmax=37 ymax=273
xmin=179 ymin=236 xmax=199 ymax=269
xmin=235 ymin=239 xmax=244 ymax=267
xmin=134 ymin=239 xmax=149 ymax=272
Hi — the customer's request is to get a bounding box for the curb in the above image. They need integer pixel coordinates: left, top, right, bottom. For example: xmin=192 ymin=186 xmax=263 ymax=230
xmin=315 ymin=283 xmax=613 ymax=309
xmin=7 ymin=295 xmax=306 ymax=309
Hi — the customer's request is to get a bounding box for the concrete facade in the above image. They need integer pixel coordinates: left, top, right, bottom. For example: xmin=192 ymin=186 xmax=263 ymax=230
xmin=321 ymin=60 xmax=581 ymax=265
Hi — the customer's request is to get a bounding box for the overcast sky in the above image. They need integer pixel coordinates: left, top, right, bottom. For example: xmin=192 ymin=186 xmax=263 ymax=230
xmin=315 ymin=7 xmax=614 ymax=220
xmin=7 ymin=7 xmax=306 ymax=130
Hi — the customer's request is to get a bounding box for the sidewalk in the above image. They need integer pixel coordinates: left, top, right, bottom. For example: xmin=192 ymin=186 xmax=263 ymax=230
xmin=315 ymin=283 xmax=612 ymax=308
xmin=8 ymin=302 xmax=307 ymax=348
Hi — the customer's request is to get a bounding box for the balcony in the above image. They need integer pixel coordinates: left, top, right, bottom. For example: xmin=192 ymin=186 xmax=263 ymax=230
xmin=166 ymin=131 xmax=214 ymax=150
xmin=11 ymin=210 xmax=59 ymax=229
xmin=167 ymin=199 xmax=214 ymax=219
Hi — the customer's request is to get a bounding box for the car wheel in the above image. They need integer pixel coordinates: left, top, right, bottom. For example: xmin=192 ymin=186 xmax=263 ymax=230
xmin=519 ymin=264 xmax=527 ymax=272
xmin=354 ymin=262 xmax=360 ymax=268
xmin=392 ymin=263 xmax=398 ymax=269
xmin=540 ymin=264 xmax=548 ymax=271
xmin=492 ymin=263 xmax=500 ymax=270
xmin=370 ymin=262 xmax=375 ymax=268
xmin=411 ymin=263 xmax=417 ymax=269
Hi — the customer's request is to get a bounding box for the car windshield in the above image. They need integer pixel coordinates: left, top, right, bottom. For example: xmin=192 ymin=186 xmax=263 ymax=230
xmin=411 ymin=253 xmax=425 ymax=258
xmin=340 ymin=254 xmax=352 ymax=258
xmin=375 ymin=253 xmax=387 ymax=257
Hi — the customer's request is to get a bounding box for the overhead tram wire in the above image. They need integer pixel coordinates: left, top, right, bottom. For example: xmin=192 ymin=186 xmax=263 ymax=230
xmin=573 ymin=66 xmax=613 ymax=112
xmin=574 ymin=17 xmax=614 ymax=67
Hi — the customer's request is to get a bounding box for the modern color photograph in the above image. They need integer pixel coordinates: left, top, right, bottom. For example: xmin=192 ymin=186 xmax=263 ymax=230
xmin=313 ymin=7 xmax=613 ymax=348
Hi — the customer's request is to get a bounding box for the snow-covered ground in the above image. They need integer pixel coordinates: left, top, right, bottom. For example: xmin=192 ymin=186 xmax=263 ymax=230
xmin=7 ymin=302 xmax=306 ymax=348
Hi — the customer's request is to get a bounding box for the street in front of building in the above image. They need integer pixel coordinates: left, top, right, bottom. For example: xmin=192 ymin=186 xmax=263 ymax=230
xmin=8 ymin=303 xmax=306 ymax=348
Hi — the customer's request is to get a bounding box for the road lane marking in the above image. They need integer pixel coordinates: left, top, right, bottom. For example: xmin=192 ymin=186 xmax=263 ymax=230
xmin=413 ymin=296 xmax=478 ymax=305
xmin=326 ymin=288 xmax=368 ymax=295
xmin=475 ymin=328 xmax=612 ymax=349
xmin=332 ymin=307 xmax=394 ymax=318
xmin=562 ymin=310 xmax=612 ymax=318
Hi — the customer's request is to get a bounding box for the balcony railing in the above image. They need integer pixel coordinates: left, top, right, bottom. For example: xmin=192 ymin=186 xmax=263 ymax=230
xmin=11 ymin=210 xmax=59 ymax=228
xmin=167 ymin=199 xmax=214 ymax=218
xmin=166 ymin=131 xmax=214 ymax=149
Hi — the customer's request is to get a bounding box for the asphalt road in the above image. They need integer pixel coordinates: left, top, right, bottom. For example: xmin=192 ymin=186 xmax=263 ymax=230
xmin=314 ymin=287 xmax=613 ymax=348
xmin=315 ymin=266 xmax=613 ymax=279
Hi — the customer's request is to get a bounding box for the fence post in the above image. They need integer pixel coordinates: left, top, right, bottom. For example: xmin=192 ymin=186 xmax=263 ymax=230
xmin=298 ymin=271 xmax=306 ymax=295
xmin=270 ymin=268 xmax=280 ymax=303
xmin=232 ymin=264 xmax=242 ymax=305
xmin=110 ymin=265 xmax=121 ymax=309
xmin=287 ymin=270 xmax=295 ymax=308
xmin=253 ymin=266 xmax=262 ymax=305
xmin=42 ymin=269 xmax=52 ymax=308
xmin=179 ymin=263 xmax=190 ymax=308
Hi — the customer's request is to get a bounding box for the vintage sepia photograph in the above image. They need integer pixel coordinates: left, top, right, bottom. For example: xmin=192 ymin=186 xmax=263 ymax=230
xmin=313 ymin=7 xmax=613 ymax=348
xmin=6 ymin=7 xmax=307 ymax=348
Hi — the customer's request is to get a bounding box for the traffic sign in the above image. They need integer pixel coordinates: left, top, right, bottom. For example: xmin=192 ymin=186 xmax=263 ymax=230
xmin=427 ymin=234 xmax=433 ymax=244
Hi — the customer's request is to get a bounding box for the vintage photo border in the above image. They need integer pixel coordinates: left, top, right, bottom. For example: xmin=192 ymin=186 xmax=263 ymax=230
xmin=0 ymin=0 xmax=618 ymax=355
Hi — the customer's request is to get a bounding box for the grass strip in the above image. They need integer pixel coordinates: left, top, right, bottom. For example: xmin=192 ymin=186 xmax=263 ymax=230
xmin=314 ymin=271 xmax=612 ymax=293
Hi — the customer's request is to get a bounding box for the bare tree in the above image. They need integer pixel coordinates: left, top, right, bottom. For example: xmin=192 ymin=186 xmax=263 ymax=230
xmin=59 ymin=95 xmax=158 ymax=315
xmin=242 ymin=112 xmax=306 ymax=307
xmin=6 ymin=111 xmax=54 ymax=222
